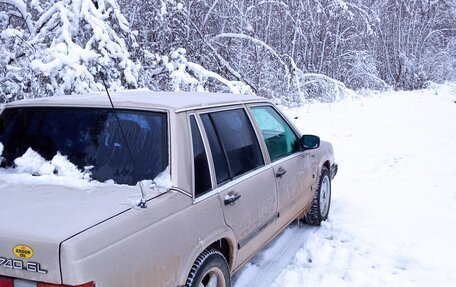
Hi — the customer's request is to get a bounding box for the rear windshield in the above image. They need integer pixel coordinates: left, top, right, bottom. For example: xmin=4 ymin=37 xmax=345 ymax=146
xmin=0 ymin=107 xmax=168 ymax=185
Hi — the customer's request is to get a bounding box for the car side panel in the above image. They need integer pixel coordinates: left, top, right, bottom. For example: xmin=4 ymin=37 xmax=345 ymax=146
xmin=58 ymin=102 xmax=334 ymax=287
xmin=245 ymin=104 xmax=316 ymax=226
xmin=217 ymin=166 xmax=278 ymax=267
xmin=272 ymin=152 xmax=315 ymax=227
xmin=60 ymin=191 xmax=235 ymax=287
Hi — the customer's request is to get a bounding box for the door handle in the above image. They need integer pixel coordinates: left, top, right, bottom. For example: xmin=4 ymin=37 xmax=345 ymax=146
xmin=224 ymin=192 xmax=241 ymax=206
xmin=275 ymin=167 xmax=287 ymax=178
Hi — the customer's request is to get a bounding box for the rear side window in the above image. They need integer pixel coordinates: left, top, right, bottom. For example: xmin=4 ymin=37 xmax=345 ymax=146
xmin=190 ymin=115 xmax=212 ymax=197
xmin=201 ymin=108 xmax=264 ymax=185
xmin=251 ymin=106 xmax=299 ymax=161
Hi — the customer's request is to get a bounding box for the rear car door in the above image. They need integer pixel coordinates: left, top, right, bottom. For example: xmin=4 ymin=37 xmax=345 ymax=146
xmin=198 ymin=107 xmax=278 ymax=266
xmin=249 ymin=105 xmax=315 ymax=227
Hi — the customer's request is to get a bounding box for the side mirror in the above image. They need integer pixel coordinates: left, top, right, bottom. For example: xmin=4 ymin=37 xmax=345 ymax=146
xmin=300 ymin=135 xmax=320 ymax=150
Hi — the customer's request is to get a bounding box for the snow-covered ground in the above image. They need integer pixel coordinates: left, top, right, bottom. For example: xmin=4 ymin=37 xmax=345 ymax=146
xmin=233 ymin=84 xmax=456 ymax=287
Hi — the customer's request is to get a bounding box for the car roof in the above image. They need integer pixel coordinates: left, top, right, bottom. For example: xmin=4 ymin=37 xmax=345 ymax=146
xmin=6 ymin=90 xmax=270 ymax=112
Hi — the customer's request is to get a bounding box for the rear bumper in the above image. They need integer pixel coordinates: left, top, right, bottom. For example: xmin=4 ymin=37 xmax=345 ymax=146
xmin=330 ymin=163 xmax=338 ymax=180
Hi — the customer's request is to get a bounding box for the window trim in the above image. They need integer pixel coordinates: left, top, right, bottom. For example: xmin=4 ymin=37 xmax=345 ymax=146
xmin=174 ymin=100 xmax=267 ymax=113
xmin=243 ymin=104 xmax=272 ymax=164
xmin=188 ymin=113 xmax=215 ymax=200
xmin=203 ymin=113 xmax=234 ymax=184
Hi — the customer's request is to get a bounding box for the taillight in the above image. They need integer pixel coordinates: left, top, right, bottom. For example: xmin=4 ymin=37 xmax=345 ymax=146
xmin=0 ymin=277 xmax=13 ymax=287
xmin=0 ymin=277 xmax=94 ymax=287
xmin=37 ymin=283 xmax=95 ymax=287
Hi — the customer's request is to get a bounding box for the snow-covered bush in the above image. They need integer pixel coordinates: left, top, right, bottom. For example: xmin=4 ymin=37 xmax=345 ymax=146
xmin=288 ymin=69 xmax=355 ymax=105
xmin=341 ymin=50 xmax=390 ymax=91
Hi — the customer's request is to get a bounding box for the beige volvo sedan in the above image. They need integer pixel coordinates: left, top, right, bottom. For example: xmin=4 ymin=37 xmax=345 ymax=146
xmin=0 ymin=91 xmax=337 ymax=287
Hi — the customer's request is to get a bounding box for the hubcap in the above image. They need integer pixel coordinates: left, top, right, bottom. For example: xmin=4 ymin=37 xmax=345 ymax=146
xmin=319 ymin=175 xmax=330 ymax=217
xmin=198 ymin=267 xmax=226 ymax=287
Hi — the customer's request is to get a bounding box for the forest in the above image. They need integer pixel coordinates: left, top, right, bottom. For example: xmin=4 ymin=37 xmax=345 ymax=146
xmin=1 ymin=0 xmax=455 ymax=105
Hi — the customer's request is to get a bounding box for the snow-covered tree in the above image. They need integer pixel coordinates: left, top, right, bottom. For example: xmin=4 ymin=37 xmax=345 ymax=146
xmin=0 ymin=0 xmax=35 ymax=102
xmin=2 ymin=0 xmax=456 ymax=105
xmin=0 ymin=0 xmax=140 ymax=102
xmin=118 ymin=0 xmax=252 ymax=95
xmin=30 ymin=0 xmax=139 ymax=96
xmin=139 ymin=48 xmax=252 ymax=95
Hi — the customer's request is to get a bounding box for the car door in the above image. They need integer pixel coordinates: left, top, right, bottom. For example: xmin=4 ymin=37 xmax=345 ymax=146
xmin=198 ymin=107 xmax=279 ymax=266
xmin=249 ymin=105 xmax=315 ymax=227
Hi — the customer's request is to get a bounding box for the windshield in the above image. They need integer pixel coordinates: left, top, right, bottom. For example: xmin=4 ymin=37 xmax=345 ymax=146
xmin=0 ymin=107 xmax=168 ymax=185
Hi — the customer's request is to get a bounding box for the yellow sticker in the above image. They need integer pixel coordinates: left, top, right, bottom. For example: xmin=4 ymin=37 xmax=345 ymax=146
xmin=13 ymin=244 xmax=34 ymax=259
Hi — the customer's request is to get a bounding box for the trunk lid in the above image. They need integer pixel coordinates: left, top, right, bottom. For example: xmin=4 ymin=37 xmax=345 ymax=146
xmin=0 ymin=177 xmax=163 ymax=283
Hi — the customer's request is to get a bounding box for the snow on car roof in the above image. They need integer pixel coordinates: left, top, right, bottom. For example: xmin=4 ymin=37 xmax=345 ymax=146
xmin=6 ymin=90 xmax=269 ymax=112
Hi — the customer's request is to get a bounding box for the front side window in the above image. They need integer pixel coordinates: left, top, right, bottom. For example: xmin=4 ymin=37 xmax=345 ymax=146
xmin=0 ymin=107 xmax=168 ymax=185
xmin=251 ymin=106 xmax=299 ymax=161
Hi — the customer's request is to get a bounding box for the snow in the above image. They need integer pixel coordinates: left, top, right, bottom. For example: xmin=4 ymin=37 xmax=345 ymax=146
xmin=141 ymin=166 xmax=172 ymax=193
xmin=0 ymin=28 xmax=23 ymax=39
xmin=160 ymin=1 xmax=168 ymax=17
xmin=0 ymin=147 xmax=96 ymax=190
xmin=0 ymin=147 xmax=172 ymax=196
xmin=13 ymin=148 xmax=52 ymax=175
xmin=163 ymin=48 xmax=253 ymax=94
xmin=233 ymin=83 xmax=456 ymax=287
xmin=1 ymin=0 xmax=34 ymax=31
xmin=1 ymin=75 xmax=455 ymax=284
xmin=212 ymin=33 xmax=288 ymax=69
xmin=30 ymin=0 xmax=44 ymax=13
xmin=0 ymin=143 xmax=3 ymax=162
xmin=12 ymin=148 xmax=87 ymax=179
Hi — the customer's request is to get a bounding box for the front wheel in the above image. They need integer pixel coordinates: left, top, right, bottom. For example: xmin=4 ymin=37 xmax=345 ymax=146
xmin=303 ymin=166 xmax=331 ymax=225
xmin=186 ymin=249 xmax=231 ymax=287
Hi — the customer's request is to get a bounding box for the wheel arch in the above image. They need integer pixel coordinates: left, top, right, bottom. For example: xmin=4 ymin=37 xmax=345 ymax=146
xmin=323 ymin=160 xmax=331 ymax=172
xmin=179 ymin=230 xmax=237 ymax=286
xmin=207 ymin=237 xmax=235 ymax=272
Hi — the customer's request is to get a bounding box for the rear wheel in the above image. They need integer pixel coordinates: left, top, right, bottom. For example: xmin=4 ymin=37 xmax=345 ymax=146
xmin=186 ymin=249 xmax=231 ymax=287
xmin=303 ymin=166 xmax=331 ymax=225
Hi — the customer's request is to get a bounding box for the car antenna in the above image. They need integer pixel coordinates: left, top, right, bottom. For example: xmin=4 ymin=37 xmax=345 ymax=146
xmin=100 ymin=73 xmax=147 ymax=208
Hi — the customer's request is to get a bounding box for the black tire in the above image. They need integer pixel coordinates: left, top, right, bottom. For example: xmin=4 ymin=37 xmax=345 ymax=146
xmin=186 ymin=248 xmax=231 ymax=287
xmin=303 ymin=166 xmax=331 ymax=225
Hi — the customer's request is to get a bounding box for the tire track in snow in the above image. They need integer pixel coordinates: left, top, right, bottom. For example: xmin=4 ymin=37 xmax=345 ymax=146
xmin=233 ymin=222 xmax=317 ymax=287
